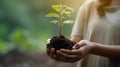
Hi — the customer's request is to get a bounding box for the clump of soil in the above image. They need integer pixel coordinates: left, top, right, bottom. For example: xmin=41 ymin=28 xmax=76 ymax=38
xmin=48 ymin=35 xmax=76 ymax=54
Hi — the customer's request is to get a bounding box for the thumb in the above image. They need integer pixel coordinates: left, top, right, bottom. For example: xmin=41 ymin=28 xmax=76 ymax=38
xmin=72 ymin=43 xmax=84 ymax=49
xmin=72 ymin=43 xmax=80 ymax=49
xmin=72 ymin=40 xmax=89 ymax=49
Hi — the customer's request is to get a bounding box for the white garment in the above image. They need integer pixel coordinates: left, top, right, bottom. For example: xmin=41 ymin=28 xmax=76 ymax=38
xmin=71 ymin=0 xmax=120 ymax=67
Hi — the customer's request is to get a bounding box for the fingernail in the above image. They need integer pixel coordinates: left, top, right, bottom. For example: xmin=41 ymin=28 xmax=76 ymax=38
xmin=57 ymin=50 xmax=59 ymax=53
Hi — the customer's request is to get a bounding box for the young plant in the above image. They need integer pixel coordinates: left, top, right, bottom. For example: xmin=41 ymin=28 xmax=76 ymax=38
xmin=46 ymin=4 xmax=75 ymax=53
xmin=46 ymin=4 xmax=74 ymax=36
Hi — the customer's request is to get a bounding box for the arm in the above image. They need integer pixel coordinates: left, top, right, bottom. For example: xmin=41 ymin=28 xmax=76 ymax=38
xmin=91 ymin=42 xmax=120 ymax=59
xmin=57 ymin=40 xmax=120 ymax=63
xmin=72 ymin=40 xmax=120 ymax=59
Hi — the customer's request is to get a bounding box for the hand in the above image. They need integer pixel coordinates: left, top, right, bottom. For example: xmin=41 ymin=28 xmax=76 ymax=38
xmin=57 ymin=40 xmax=95 ymax=63
xmin=46 ymin=39 xmax=61 ymax=61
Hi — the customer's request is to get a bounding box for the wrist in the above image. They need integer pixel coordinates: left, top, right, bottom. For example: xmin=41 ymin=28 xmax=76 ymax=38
xmin=81 ymin=40 xmax=97 ymax=54
xmin=88 ymin=42 xmax=98 ymax=54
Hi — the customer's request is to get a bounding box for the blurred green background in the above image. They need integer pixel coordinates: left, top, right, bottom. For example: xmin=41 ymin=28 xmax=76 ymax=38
xmin=0 ymin=0 xmax=84 ymax=67
xmin=0 ymin=0 xmax=84 ymax=54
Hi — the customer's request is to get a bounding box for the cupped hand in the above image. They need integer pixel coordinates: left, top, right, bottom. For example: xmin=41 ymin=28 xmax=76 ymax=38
xmin=46 ymin=39 xmax=61 ymax=61
xmin=57 ymin=40 xmax=95 ymax=63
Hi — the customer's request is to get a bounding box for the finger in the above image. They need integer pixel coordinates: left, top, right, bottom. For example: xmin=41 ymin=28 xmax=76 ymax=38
xmin=79 ymin=40 xmax=89 ymax=45
xmin=47 ymin=48 xmax=51 ymax=56
xmin=50 ymin=48 xmax=55 ymax=59
xmin=73 ymin=42 xmax=85 ymax=49
xmin=57 ymin=50 xmax=80 ymax=60
xmin=57 ymin=51 xmax=80 ymax=63
xmin=46 ymin=39 xmax=51 ymax=43
xmin=72 ymin=43 xmax=80 ymax=49
xmin=60 ymin=49 xmax=81 ymax=55
xmin=59 ymin=56 xmax=80 ymax=63
xmin=46 ymin=39 xmax=51 ymax=48
xmin=54 ymin=55 xmax=59 ymax=61
xmin=47 ymin=44 xmax=51 ymax=48
xmin=46 ymin=39 xmax=51 ymax=46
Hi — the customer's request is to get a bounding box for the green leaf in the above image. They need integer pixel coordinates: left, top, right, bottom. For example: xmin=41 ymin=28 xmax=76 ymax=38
xmin=46 ymin=13 xmax=59 ymax=17
xmin=63 ymin=20 xmax=74 ymax=24
xmin=49 ymin=20 xmax=59 ymax=24
xmin=52 ymin=5 xmax=60 ymax=12
xmin=64 ymin=11 xmax=72 ymax=17
xmin=66 ymin=7 xmax=74 ymax=12
xmin=61 ymin=5 xmax=74 ymax=12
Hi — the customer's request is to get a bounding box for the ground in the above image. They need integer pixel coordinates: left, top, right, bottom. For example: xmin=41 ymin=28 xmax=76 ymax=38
xmin=0 ymin=50 xmax=77 ymax=67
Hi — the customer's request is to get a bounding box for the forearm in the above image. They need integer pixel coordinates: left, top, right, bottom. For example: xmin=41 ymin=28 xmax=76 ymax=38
xmin=91 ymin=42 xmax=120 ymax=59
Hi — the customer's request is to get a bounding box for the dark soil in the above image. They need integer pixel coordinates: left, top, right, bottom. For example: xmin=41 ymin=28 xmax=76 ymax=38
xmin=48 ymin=35 xmax=76 ymax=54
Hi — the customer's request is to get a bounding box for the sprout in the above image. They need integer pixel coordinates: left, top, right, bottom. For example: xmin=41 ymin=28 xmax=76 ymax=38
xmin=46 ymin=4 xmax=74 ymax=36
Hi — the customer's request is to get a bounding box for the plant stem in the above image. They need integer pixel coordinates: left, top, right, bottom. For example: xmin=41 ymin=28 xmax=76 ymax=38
xmin=59 ymin=4 xmax=63 ymax=37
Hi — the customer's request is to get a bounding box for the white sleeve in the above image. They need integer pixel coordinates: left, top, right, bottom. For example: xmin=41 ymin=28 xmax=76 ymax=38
xmin=71 ymin=0 xmax=96 ymax=37
xmin=71 ymin=8 xmax=85 ymax=37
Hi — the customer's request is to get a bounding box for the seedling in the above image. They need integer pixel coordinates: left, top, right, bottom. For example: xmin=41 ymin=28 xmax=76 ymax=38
xmin=46 ymin=4 xmax=74 ymax=36
xmin=46 ymin=4 xmax=75 ymax=54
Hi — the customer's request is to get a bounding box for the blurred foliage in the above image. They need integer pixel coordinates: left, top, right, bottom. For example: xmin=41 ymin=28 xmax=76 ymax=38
xmin=0 ymin=0 xmax=84 ymax=54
